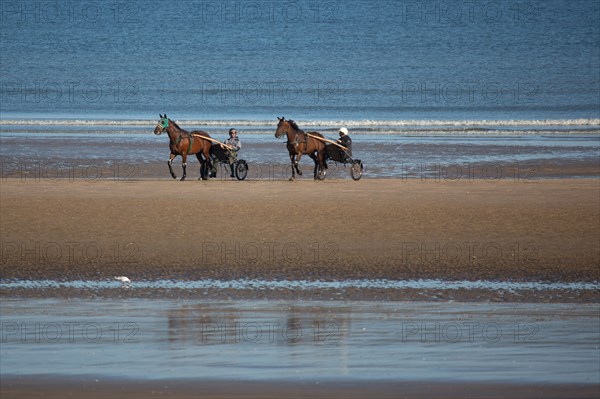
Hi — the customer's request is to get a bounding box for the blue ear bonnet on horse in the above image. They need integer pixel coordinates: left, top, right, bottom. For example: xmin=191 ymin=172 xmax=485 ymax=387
xmin=159 ymin=113 xmax=169 ymax=128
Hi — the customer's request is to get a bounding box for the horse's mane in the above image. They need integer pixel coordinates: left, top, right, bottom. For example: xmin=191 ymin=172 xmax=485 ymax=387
xmin=288 ymin=119 xmax=304 ymax=133
xmin=169 ymin=119 xmax=188 ymax=133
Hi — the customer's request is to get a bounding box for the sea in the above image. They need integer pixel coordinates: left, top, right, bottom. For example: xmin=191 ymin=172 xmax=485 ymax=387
xmin=1 ymin=0 xmax=599 ymax=121
xmin=0 ymin=0 xmax=599 ymax=177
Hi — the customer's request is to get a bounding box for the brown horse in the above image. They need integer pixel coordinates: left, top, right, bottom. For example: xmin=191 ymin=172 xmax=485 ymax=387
xmin=275 ymin=117 xmax=327 ymax=180
xmin=153 ymin=114 xmax=213 ymax=180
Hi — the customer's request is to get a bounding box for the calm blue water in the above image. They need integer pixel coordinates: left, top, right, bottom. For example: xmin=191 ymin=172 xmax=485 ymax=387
xmin=1 ymin=0 xmax=599 ymax=122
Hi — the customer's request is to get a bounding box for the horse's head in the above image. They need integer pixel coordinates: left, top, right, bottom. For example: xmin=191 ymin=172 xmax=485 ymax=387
xmin=275 ymin=116 xmax=290 ymax=139
xmin=154 ymin=114 xmax=169 ymax=135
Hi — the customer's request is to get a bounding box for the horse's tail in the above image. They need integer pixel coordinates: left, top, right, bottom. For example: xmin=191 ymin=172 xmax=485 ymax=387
xmin=308 ymin=131 xmax=328 ymax=169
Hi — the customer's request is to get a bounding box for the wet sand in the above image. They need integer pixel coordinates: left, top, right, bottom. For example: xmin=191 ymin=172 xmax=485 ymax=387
xmin=2 ymin=378 xmax=598 ymax=399
xmin=2 ymin=299 xmax=599 ymax=399
xmin=1 ymin=130 xmax=599 ymax=181
xmin=1 ymin=179 xmax=598 ymax=293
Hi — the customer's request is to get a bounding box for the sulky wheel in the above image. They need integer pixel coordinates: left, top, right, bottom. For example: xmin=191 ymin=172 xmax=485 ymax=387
xmin=235 ymin=160 xmax=248 ymax=181
xmin=351 ymin=160 xmax=363 ymax=181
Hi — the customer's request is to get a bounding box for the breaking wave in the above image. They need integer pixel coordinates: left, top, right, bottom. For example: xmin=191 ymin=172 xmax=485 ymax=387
xmin=2 ymin=118 xmax=599 ymax=129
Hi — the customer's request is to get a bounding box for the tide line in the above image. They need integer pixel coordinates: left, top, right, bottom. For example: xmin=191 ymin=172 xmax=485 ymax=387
xmin=0 ymin=278 xmax=597 ymax=291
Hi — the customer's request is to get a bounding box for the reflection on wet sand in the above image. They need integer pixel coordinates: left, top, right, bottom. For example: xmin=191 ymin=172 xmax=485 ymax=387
xmin=1 ymin=298 xmax=598 ymax=386
xmin=166 ymin=303 xmax=350 ymax=346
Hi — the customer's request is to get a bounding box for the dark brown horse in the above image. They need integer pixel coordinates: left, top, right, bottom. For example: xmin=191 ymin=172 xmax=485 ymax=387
xmin=275 ymin=117 xmax=327 ymax=180
xmin=153 ymin=114 xmax=213 ymax=180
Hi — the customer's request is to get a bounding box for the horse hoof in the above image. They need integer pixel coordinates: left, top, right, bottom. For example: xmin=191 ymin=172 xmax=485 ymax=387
xmin=180 ymin=177 xmax=186 ymax=181
xmin=297 ymin=171 xmax=303 ymax=176
xmin=171 ymin=175 xmax=177 ymax=179
xmin=288 ymin=177 xmax=295 ymax=181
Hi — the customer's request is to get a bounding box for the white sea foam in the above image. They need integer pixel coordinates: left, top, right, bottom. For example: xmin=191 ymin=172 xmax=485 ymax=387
xmin=1 ymin=278 xmax=597 ymax=292
xmin=1 ymin=118 xmax=599 ymax=128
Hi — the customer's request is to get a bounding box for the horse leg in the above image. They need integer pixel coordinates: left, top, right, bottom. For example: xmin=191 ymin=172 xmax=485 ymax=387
xmin=205 ymin=149 xmax=213 ymax=180
xmin=196 ymin=153 xmax=204 ymax=180
xmin=317 ymin=150 xmax=327 ymax=180
xmin=181 ymin=153 xmax=187 ymax=181
xmin=309 ymin=153 xmax=318 ymax=180
xmin=310 ymin=153 xmax=323 ymax=180
xmin=202 ymin=147 xmax=212 ymax=181
xmin=168 ymin=153 xmax=177 ymax=179
xmin=289 ymin=154 xmax=296 ymax=181
xmin=295 ymin=153 xmax=303 ymax=176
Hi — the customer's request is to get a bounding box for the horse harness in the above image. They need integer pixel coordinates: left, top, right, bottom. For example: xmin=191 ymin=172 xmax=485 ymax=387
xmin=287 ymin=131 xmax=309 ymax=154
xmin=171 ymin=132 xmax=194 ymax=155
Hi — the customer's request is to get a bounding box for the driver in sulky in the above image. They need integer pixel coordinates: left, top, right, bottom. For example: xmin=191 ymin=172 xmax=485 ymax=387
xmin=337 ymin=127 xmax=352 ymax=159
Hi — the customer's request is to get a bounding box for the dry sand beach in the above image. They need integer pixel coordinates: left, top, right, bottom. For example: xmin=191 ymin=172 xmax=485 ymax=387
xmin=1 ymin=178 xmax=598 ymax=288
